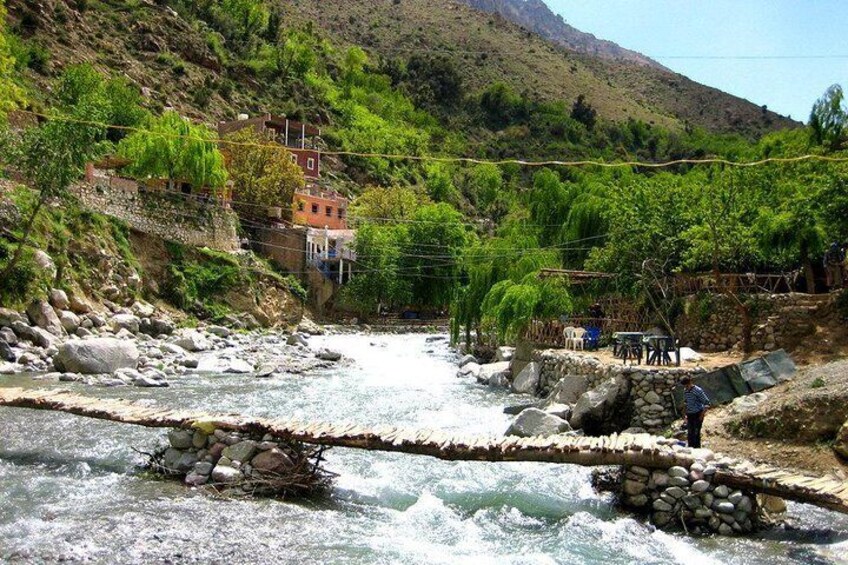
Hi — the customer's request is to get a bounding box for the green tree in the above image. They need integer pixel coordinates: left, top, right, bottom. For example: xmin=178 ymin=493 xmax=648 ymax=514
xmin=342 ymin=223 xmax=411 ymax=314
xmin=1 ymin=110 xmax=108 ymax=281
xmin=349 ymin=185 xmax=430 ymax=223
xmin=118 ymin=111 xmax=228 ymax=191
xmin=403 ymin=203 xmax=469 ymax=307
xmin=571 ymin=95 xmax=597 ymax=130
xmin=222 ymin=128 xmax=304 ymax=215
xmin=480 ymin=274 xmax=572 ymax=341
xmin=0 ymin=0 xmax=24 ymax=117
xmin=810 ymin=84 xmax=847 ymax=151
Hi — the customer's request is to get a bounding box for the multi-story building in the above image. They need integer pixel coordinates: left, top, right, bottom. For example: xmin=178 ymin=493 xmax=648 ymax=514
xmin=293 ymin=187 xmax=349 ymax=230
xmin=218 ymin=113 xmax=321 ymax=179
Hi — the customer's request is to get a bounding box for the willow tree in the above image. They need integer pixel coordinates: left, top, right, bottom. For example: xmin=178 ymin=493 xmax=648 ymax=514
xmin=118 ymin=111 xmax=228 ymax=192
xmin=222 ymin=128 xmax=304 ymax=215
xmin=810 ymin=84 xmax=847 ymax=151
xmin=480 ymin=274 xmax=573 ymax=342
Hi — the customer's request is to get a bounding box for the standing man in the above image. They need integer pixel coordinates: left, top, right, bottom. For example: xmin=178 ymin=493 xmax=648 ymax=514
xmin=680 ymin=376 xmax=711 ymax=449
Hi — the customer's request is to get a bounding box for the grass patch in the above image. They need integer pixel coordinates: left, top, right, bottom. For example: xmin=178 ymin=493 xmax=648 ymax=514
xmin=810 ymin=377 xmax=826 ymax=389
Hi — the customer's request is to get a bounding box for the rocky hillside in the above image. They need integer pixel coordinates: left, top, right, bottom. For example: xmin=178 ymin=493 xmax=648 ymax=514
xmin=4 ymin=0 xmax=797 ymax=138
xmin=0 ymin=182 xmax=305 ymax=329
xmin=460 ymin=0 xmax=664 ymax=70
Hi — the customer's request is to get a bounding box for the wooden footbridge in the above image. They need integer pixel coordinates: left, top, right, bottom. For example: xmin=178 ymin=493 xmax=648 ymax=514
xmin=2 ymin=387 xmax=847 ymax=514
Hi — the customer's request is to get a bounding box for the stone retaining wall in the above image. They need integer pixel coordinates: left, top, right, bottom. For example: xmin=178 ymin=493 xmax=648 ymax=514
xmin=535 ymin=350 xmax=706 ymax=433
xmin=72 ymin=180 xmax=240 ymax=252
xmin=621 ymin=461 xmax=757 ymax=535
xmin=676 ymin=292 xmax=841 ymax=353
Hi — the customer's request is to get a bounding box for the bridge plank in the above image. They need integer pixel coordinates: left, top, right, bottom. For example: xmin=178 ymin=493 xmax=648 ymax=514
xmin=2 ymin=388 xmax=847 ymax=515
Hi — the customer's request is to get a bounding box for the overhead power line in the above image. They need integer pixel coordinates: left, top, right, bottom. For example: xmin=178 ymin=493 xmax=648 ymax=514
xmin=17 ymin=110 xmax=848 ymax=170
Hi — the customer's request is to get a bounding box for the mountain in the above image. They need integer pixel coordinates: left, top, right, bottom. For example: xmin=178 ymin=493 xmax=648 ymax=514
xmin=283 ymin=0 xmax=796 ymax=137
xmin=4 ymin=0 xmax=797 ymax=139
xmin=459 ymin=0 xmax=666 ymax=70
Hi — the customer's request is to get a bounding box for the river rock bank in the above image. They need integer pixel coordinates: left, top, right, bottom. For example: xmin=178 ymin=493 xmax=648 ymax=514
xmin=0 ymin=295 xmax=342 ymax=387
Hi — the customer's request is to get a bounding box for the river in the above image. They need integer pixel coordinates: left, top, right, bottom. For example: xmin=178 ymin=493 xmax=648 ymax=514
xmin=1 ymin=333 xmax=847 ymax=564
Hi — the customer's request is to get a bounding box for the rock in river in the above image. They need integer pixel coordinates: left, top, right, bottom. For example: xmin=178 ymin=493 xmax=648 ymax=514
xmin=316 ymin=349 xmax=342 ymax=362
xmin=54 ymin=338 xmax=140 ymax=374
xmin=505 ymin=408 xmax=572 ymax=438
xmin=511 ymin=361 xmax=540 ymax=394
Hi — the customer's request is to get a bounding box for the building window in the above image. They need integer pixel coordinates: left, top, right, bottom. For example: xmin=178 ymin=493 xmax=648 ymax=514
xmin=297 ymin=201 xmax=305 ymax=212
xmin=311 ymin=203 xmax=319 ymax=214
xmin=290 ymin=154 xmax=298 ymax=164
xmin=325 ymin=206 xmax=333 ymax=217
xmin=307 ymin=158 xmax=315 ymax=170
xmin=338 ymin=208 xmax=345 ymax=219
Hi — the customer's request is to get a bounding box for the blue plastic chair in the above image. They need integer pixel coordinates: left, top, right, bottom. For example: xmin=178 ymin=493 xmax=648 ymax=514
xmin=584 ymin=327 xmax=601 ymax=350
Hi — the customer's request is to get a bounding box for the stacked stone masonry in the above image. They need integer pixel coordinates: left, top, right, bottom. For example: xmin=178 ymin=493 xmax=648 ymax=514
xmin=622 ymin=461 xmax=757 ymax=535
xmin=676 ymin=293 xmax=842 ymax=353
xmin=535 ymin=350 xmax=706 ymax=433
xmin=72 ymin=181 xmax=240 ymax=252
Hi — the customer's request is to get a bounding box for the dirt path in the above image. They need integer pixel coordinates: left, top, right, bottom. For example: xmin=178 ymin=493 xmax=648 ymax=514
xmin=699 ymin=359 xmax=848 ymax=477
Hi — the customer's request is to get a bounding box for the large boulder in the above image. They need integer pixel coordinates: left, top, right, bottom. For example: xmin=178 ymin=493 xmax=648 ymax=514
xmin=11 ymin=321 xmax=59 ymax=348
xmin=111 ymin=314 xmax=141 ymax=334
xmin=569 ymin=376 xmax=631 ymax=434
xmin=458 ymin=354 xmax=478 ymax=368
xmin=174 ymin=332 xmax=211 ymax=352
xmin=69 ymin=295 xmax=93 ymax=315
xmin=0 ymin=327 xmax=17 ymax=345
xmin=33 ymin=250 xmax=56 ymax=278
xmin=251 ymin=448 xmax=294 ymax=475
xmin=140 ymin=317 xmax=175 ymax=337
xmin=58 ymin=310 xmax=81 ymax=333
xmin=478 ymin=362 xmax=511 ymax=386
xmin=0 ymin=340 xmax=15 ymax=362
xmin=49 ymin=289 xmax=70 ymax=310
xmin=130 ymin=301 xmax=155 ymax=318
xmin=506 ymin=408 xmax=572 ymax=438
xmin=0 ymin=307 xmax=25 ymax=327
xmin=835 ymin=421 xmax=848 ymax=460
xmin=511 ymin=361 xmax=541 ymax=394
xmin=297 ymin=317 xmax=325 ymax=335
xmin=26 ymin=300 xmax=65 ymax=336
xmin=316 ymin=349 xmax=342 ymax=362
xmin=545 ymin=376 xmax=590 ymax=405
xmin=54 ymin=338 xmax=140 ymax=374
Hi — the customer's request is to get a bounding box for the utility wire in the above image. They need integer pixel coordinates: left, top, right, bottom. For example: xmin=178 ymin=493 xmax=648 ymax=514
xmin=18 ymin=110 xmax=848 ymax=170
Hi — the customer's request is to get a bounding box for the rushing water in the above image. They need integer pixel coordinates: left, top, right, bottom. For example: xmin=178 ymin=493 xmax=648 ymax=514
xmin=1 ymin=333 xmax=847 ymax=564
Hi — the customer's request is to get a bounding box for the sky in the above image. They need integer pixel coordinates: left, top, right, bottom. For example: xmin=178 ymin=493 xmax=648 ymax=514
xmin=549 ymin=0 xmax=848 ymax=122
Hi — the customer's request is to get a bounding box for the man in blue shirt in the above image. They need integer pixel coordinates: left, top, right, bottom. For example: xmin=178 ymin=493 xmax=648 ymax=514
xmin=680 ymin=376 xmax=711 ymax=448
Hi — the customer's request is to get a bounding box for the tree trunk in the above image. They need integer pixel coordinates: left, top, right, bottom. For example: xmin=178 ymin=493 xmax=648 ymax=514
xmin=0 ymin=193 xmax=47 ymax=282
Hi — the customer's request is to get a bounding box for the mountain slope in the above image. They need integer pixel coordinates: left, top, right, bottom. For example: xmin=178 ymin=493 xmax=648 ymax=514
xmin=282 ymin=0 xmax=796 ymax=137
xmin=4 ymin=0 xmax=797 ymax=139
xmin=460 ymin=0 xmax=665 ymax=70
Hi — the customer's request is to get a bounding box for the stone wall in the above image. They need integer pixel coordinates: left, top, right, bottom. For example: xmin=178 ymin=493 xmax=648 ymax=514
xmin=676 ymin=292 xmax=841 ymax=353
xmin=72 ymin=180 xmax=240 ymax=252
xmin=535 ymin=350 xmax=706 ymax=433
xmin=621 ymin=460 xmax=757 ymax=535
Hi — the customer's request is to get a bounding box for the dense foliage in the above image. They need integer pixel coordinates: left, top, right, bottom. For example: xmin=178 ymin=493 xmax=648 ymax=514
xmin=118 ymin=111 xmax=228 ymax=191
xmin=222 ymin=128 xmax=305 ymax=215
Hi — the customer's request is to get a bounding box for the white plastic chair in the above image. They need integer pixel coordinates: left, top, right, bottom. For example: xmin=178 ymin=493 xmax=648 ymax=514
xmin=562 ymin=326 xmax=576 ymax=349
xmin=570 ymin=327 xmax=587 ymax=351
